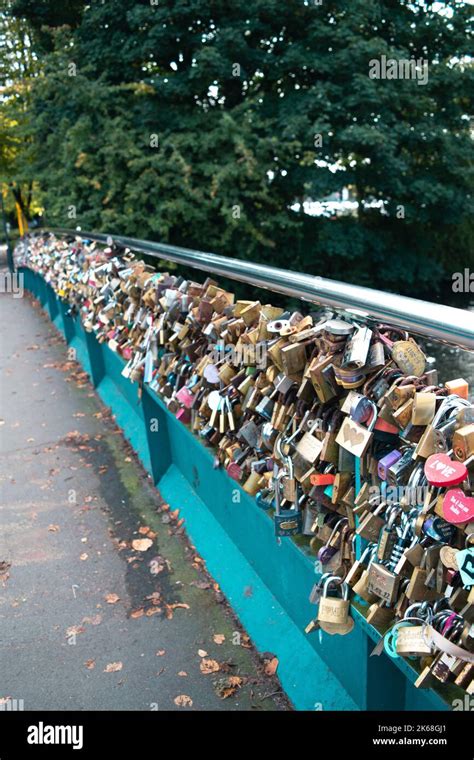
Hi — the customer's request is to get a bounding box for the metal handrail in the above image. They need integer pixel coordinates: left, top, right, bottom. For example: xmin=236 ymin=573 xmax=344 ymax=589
xmin=27 ymin=227 xmax=474 ymax=351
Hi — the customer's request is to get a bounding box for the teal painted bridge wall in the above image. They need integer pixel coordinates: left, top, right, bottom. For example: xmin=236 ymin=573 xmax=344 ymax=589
xmin=21 ymin=268 xmax=449 ymax=712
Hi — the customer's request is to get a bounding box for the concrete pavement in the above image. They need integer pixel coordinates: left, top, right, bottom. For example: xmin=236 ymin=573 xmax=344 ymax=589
xmin=0 ymin=265 xmax=289 ymax=712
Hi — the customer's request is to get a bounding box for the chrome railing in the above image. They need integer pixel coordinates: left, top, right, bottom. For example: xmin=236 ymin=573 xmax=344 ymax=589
xmin=28 ymin=227 xmax=474 ymax=351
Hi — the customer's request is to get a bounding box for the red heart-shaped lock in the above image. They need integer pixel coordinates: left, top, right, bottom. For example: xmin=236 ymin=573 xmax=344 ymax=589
xmin=442 ymin=488 xmax=474 ymax=525
xmin=424 ymin=453 xmax=467 ymax=487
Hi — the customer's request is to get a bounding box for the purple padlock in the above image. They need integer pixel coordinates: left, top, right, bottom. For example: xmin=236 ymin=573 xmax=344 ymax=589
xmin=317 ymin=518 xmax=347 ymax=565
xmin=378 ymin=450 xmax=402 ymax=481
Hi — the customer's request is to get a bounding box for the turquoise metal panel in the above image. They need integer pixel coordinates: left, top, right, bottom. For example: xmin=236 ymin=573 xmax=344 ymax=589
xmin=45 ymin=281 xmax=60 ymax=325
xmin=142 ymin=386 xmax=173 ymax=483
xmin=83 ymin=329 xmax=105 ymax=388
xmin=158 ymin=464 xmax=358 ymax=710
xmin=58 ymin=299 xmax=76 ymax=344
xmin=19 ymin=269 xmax=451 ymax=712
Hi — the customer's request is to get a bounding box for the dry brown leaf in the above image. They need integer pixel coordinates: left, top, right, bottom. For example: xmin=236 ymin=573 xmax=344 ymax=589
xmin=200 ymin=658 xmax=220 ymax=675
xmin=156 ymin=650 xmax=166 ymax=657
xmin=145 ymin=607 xmax=161 ymax=617
xmin=213 ymin=634 xmax=225 ymax=645
xmin=80 ymin=553 xmax=88 ymax=561
xmin=104 ymin=662 xmax=122 ymax=673
xmin=264 ymin=657 xmax=279 ymax=676
xmin=82 ymin=614 xmax=102 ymax=626
xmin=84 ymin=660 xmax=95 ymax=670
xmin=197 ymin=649 xmax=208 ymax=658
xmin=174 ymin=694 xmax=193 ymax=708
xmin=130 ymin=608 xmax=144 ymax=619
xmin=131 ymin=538 xmax=153 ymax=552
xmin=48 ymin=524 xmax=60 ymax=532
xmin=213 ymin=675 xmax=245 ymax=699
xmin=66 ymin=625 xmax=85 ymax=637
xmin=138 ymin=526 xmax=150 ymax=535
xmin=178 ymin=671 xmax=188 ymax=677
xmin=105 ymin=593 xmax=120 ymax=605
xmin=240 ymin=634 xmax=252 ymax=649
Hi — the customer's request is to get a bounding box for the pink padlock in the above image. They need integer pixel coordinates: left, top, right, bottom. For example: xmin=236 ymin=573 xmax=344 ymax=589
xmin=226 ymin=462 xmax=242 ymax=481
xmin=175 ymin=407 xmax=191 ymax=424
xmin=175 ymin=386 xmax=195 ymax=409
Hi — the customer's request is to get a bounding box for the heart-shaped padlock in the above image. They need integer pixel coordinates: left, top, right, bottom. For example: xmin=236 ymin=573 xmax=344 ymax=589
xmin=442 ymin=488 xmax=474 ymax=525
xmin=424 ymin=453 xmax=468 ymax=487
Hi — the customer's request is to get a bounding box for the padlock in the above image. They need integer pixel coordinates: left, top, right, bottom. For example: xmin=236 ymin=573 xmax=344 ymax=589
xmin=453 ymin=424 xmax=474 ymax=462
xmin=356 ymin=502 xmax=386 ymax=542
xmin=273 ymin=459 xmax=302 ymax=537
xmin=378 ymin=449 xmax=402 ymax=481
xmin=367 ymin=561 xmax=401 ymax=605
xmin=317 ymin=576 xmax=351 ymax=627
xmin=317 ymin=518 xmax=347 ymax=564
xmin=336 ymin=400 xmax=378 ymax=458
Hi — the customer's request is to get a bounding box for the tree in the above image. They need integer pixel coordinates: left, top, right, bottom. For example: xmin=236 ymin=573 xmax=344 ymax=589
xmin=5 ymin=0 xmax=474 ymax=294
xmin=0 ymin=1 xmax=42 ymax=221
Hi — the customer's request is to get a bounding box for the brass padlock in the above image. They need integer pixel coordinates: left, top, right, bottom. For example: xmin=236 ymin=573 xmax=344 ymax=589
xmin=318 ymin=577 xmax=351 ymax=626
xmin=367 ymin=562 xmax=401 ymax=605
xmin=396 ymin=625 xmax=433 ymax=656
xmin=336 ymin=402 xmax=378 ymax=459
xmin=453 ymin=424 xmax=474 ymax=462
xmin=356 ymin=503 xmax=386 ymax=542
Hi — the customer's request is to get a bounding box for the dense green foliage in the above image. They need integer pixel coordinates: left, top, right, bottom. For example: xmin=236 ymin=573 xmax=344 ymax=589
xmin=2 ymin=0 xmax=473 ymax=294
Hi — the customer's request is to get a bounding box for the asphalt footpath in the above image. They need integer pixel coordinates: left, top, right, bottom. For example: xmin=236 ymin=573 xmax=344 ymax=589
xmin=0 ymin=255 xmax=289 ymax=711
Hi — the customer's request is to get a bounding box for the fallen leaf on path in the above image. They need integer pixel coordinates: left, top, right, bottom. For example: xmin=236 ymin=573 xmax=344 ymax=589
xmin=138 ymin=526 xmax=151 ymax=535
xmin=82 ymin=614 xmax=102 ymax=626
xmin=145 ymin=607 xmax=161 ymax=617
xmin=104 ymin=662 xmax=123 ymax=673
xmin=66 ymin=625 xmax=85 ymax=637
xmin=213 ymin=634 xmax=225 ymax=645
xmin=84 ymin=660 xmax=95 ymax=670
xmin=80 ymin=553 xmax=88 ymax=561
xmin=105 ymin=593 xmax=120 ymax=604
xmin=130 ymin=608 xmax=144 ymax=619
xmin=213 ymin=675 xmax=245 ymax=699
xmin=148 ymin=556 xmax=167 ymax=575
xmin=198 ymin=649 xmax=208 ymax=658
xmin=178 ymin=671 xmax=188 ymax=677
xmin=48 ymin=524 xmax=60 ymax=533
xmin=264 ymin=657 xmax=279 ymax=676
xmin=156 ymin=650 xmax=166 ymax=657
xmin=131 ymin=538 xmax=153 ymax=552
xmin=174 ymin=695 xmax=193 ymax=708
xmin=190 ymin=580 xmax=211 ymax=590
xmin=200 ymin=658 xmax=220 ymax=675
